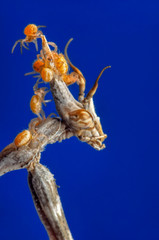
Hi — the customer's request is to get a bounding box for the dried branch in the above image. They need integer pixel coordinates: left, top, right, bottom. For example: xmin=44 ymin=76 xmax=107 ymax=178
xmin=0 ymin=116 xmax=74 ymax=239
xmin=28 ymin=163 xmax=73 ymax=240
xmin=0 ymin=117 xmax=73 ymax=177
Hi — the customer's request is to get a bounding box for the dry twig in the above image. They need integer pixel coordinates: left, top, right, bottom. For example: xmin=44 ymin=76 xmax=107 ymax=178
xmin=0 ymin=116 xmax=74 ymax=239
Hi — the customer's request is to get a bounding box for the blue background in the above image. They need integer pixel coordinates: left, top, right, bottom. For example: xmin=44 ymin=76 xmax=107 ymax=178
xmin=0 ymin=0 xmax=159 ymax=239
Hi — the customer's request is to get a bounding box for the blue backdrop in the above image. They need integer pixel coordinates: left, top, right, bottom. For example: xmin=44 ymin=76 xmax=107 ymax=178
xmin=0 ymin=0 xmax=159 ymax=239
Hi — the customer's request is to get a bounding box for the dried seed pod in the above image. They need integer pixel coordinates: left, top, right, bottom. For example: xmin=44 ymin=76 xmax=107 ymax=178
xmin=28 ymin=163 xmax=73 ymax=240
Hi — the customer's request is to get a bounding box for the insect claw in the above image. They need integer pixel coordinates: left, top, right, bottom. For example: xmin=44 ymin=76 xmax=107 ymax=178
xmin=37 ymin=25 xmax=47 ymax=29
xmin=45 ymin=89 xmax=51 ymax=94
xmin=48 ymin=42 xmax=58 ymax=52
xmin=43 ymin=91 xmax=51 ymax=98
xmin=33 ymin=75 xmax=41 ymax=78
xmin=40 ymin=109 xmax=46 ymax=120
xmin=33 ymin=78 xmax=43 ymax=91
xmin=18 ymin=41 xmax=29 ymax=54
xmin=22 ymin=41 xmax=29 ymax=50
xmin=42 ymin=89 xmax=52 ymax=106
xmin=11 ymin=39 xmax=22 ymax=53
xmin=33 ymin=39 xmax=38 ymax=51
xmin=24 ymin=71 xmax=36 ymax=76
xmin=37 ymin=113 xmax=43 ymax=120
xmin=38 ymin=80 xmax=44 ymax=84
xmin=20 ymin=42 xmax=23 ymax=54
xmin=48 ymin=112 xmax=58 ymax=118
xmin=43 ymin=99 xmax=52 ymax=106
xmin=85 ymin=66 xmax=111 ymax=101
xmin=40 ymin=87 xmax=49 ymax=91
